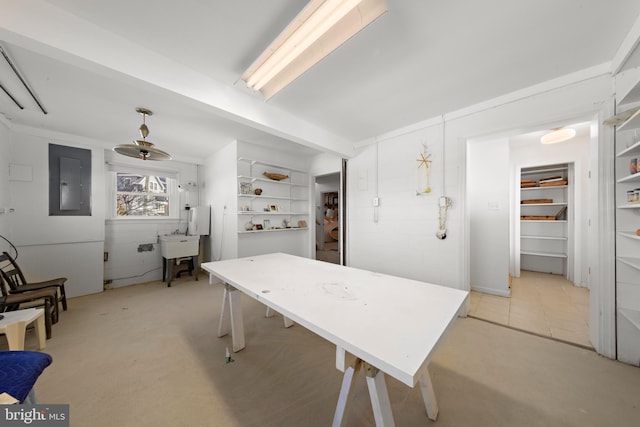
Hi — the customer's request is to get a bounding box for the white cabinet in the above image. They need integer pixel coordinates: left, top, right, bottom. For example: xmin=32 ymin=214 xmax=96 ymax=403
xmin=613 ymin=94 xmax=640 ymax=365
xmin=236 ymin=158 xmax=309 ymax=234
xmin=519 ymin=164 xmax=570 ymax=276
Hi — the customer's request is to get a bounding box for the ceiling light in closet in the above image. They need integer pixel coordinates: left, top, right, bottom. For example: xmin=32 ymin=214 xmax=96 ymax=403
xmin=540 ymin=128 xmax=576 ymax=144
xmin=113 ymin=108 xmax=172 ymax=161
xmin=241 ymin=0 xmax=387 ymax=100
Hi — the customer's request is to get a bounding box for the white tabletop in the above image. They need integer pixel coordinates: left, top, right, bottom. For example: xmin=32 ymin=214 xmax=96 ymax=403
xmin=0 ymin=308 xmax=43 ymax=327
xmin=203 ymin=253 xmax=468 ymax=387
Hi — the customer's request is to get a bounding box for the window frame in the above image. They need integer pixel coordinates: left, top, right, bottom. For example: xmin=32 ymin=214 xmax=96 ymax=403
xmin=109 ymin=170 xmax=179 ymax=220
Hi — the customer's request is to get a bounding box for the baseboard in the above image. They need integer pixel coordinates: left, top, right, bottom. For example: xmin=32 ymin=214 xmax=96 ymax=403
xmin=470 ymin=286 xmax=510 ymax=297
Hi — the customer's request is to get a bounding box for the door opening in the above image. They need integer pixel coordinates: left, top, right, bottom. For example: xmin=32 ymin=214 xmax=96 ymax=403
xmin=315 ymin=173 xmax=341 ymax=264
xmin=467 ymin=120 xmax=593 ymax=349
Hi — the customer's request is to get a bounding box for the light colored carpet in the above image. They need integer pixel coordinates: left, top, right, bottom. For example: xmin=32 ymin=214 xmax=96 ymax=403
xmin=5 ymin=275 xmax=640 ymax=426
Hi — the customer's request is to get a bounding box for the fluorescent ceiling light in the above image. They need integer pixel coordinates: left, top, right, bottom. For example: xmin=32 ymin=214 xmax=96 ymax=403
xmin=540 ymin=128 xmax=576 ymax=144
xmin=242 ymin=0 xmax=387 ymax=100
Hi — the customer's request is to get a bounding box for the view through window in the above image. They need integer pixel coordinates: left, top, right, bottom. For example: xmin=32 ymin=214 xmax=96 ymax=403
xmin=116 ymin=172 xmax=169 ymax=216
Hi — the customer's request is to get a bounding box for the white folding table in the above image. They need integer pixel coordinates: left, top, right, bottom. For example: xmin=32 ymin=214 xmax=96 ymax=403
xmin=202 ymin=253 xmax=468 ymax=426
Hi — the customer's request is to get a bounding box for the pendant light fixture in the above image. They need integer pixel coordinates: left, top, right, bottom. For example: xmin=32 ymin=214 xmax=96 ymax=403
xmin=113 ymin=108 xmax=172 ymax=161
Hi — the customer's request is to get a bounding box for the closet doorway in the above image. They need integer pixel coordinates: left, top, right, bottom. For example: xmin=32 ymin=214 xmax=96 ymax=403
xmin=315 ymin=173 xmax=341 ymax=264
xmin=467 ymin=121 xmax=592 ymax=348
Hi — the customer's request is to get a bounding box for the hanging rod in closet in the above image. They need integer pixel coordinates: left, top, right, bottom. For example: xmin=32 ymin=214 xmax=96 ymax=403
xmin=0 ymin=45 xmax=47 ymax=115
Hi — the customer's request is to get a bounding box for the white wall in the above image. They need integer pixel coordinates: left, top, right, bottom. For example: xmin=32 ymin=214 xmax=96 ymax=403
xmin=347 ymin=124 xmax=457 ymax=285
xmin=1 ymin=124 xmax=202 ymax=294
xmin=468 ymin=138 xmax=510 ymax=296
xmin=7 ymin=130 xmax=105 ymax=297
xmin=346 ymin=74 xmax=613 ymax=293
xmin=201 ymin=141 xmax=238 ymax=262
xmin=309 ymin=152 xmax=343 ymax=177
xmin=103 ymin=150 xmax=198 ymax=288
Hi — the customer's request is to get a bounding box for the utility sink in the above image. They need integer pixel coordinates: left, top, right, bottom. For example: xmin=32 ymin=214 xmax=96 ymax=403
xmin=159 ymin=234 xmax=199 ymax=259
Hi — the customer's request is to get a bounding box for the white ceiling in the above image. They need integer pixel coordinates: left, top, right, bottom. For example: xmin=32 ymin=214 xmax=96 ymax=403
xmin=0 ymin=0 xmax=639 ymax=163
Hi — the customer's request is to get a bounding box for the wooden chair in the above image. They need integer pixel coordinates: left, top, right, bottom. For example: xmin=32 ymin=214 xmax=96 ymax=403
xmin=0 ymin=252 xmax=67 ymax=312
xmin=0 ymin=274 xmax=58 ymax=339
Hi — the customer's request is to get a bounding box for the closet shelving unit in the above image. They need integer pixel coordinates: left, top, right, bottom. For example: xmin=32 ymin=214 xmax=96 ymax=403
xmin=612 ymin=80 xmax=640 ymax=365
xmin=236 ymin=158 xmax=309 ymax=235
xmin=519 ymin=164 xmax=570 ymax=276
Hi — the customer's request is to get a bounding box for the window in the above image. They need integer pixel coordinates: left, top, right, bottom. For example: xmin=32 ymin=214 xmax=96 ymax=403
xmin=115 ymin=172 xmax=172 ymax=217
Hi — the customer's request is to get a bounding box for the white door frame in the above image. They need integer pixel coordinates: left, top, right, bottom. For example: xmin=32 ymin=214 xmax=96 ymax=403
xmin=590 ymin=103 xmax=617 ymax=359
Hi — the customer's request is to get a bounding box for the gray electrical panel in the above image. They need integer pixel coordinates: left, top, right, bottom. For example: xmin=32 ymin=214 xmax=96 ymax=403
xmin=49 ymin=144 xmax=91 ymax=216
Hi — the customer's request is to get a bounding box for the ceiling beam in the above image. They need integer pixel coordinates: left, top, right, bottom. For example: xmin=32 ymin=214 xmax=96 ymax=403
xmin=611 ymin=12 xmax=640 ymax=74
xmin=0 ymin=0 xmax=355 ymax=158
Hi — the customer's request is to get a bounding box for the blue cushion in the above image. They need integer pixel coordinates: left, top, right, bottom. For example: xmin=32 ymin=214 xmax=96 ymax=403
xmin=0 ymin=351 xmax=52 ymax=403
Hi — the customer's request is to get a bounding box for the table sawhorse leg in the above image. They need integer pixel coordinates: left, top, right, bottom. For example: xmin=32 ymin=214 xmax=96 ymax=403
xmin=333 ymin=350 xmax=395 ymax=427
xmin=332 ymin=358 xmax=362 ymax=427
xmin=264 ymin=306 xmax=294 ymax=328
xmin=365 ymin=364 xmax=395 ymax=426
xmin=419 ymin=369 xmax=439 ymax=420
xmin=217 ymin=283 xmax=245 ymax=352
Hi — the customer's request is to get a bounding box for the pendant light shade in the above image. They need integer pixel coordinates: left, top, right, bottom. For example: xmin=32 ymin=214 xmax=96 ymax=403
xmin=540 ymin=128 xmax=576 ymax=145
xmin=113 ymin=108 xmax=172 ymax=161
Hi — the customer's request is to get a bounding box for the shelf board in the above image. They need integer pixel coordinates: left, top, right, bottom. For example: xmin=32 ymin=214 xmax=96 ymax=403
xmin=238 ymin=227 xmax=308 ymax=234
xmin=238 ymin=194 xmax=307 ymax=202
xmin=521 ymin=165 xmax=568 ymax=175
xmin=617 ymin=203 xmax=640 ymax=209
xmin=521 ymin=185 xmax=567 ymax=191
xmin=618 ymin=107 xmax=640 ymax=131
xmin=238 ymin=211 xmax=306 ymax=215
xmin=616 ymin=172 xmax=640 ymax=183
xmin=618 ymin=256 xmax=640 ymax=271
xmin=520 ymin=202 xmax=567 ymax=207
xmin=520 ymin=235 xmax=567 ymax=241
xmin=618 ymin=231 xmax=640 ymax=240
xmin=521 ymin=220 xmax=567 ymax=223
xmin=238 ymin=175 xmax=305 ymax=186
xmin=619 ymin=308 xmax=640 ymax=331
xmin=617 ymin=140 xmax=640 ymax=157
xmin=237 ymin=157 xmax=307 ymax=174
xmin=520 ymin=251 xmax=567 ymax=258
